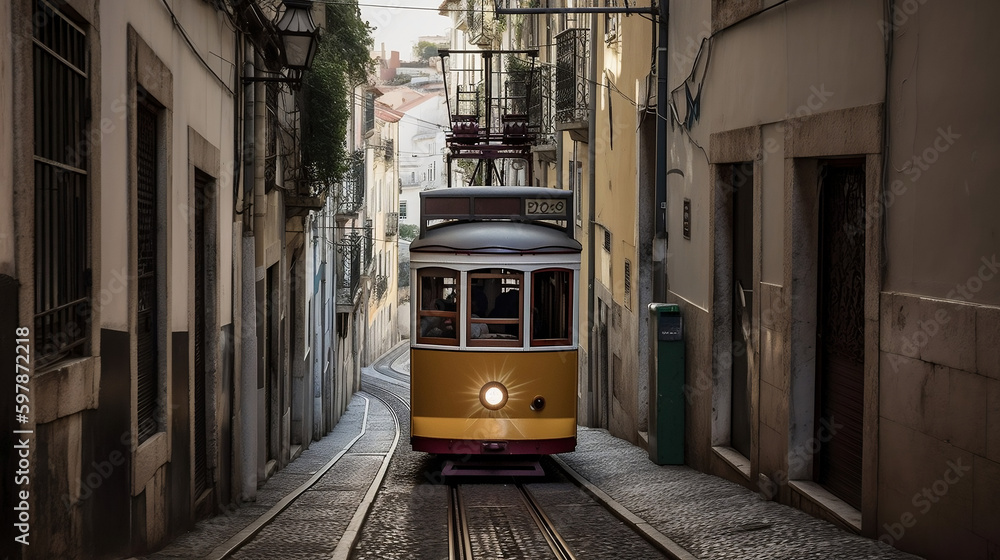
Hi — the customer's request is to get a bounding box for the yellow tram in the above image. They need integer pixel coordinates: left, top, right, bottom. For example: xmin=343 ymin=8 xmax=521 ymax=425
xmin=409 ymin=186 xmax=581 ymax=456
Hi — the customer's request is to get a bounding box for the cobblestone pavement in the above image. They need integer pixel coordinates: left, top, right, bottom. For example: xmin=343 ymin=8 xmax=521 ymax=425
xmin=137 ymin=391 xmax=389 ymax=560
xmin=136 ymin=342 xmax=923 ymax=560
xmin=556 ymin=429 xmax=922 ymax=560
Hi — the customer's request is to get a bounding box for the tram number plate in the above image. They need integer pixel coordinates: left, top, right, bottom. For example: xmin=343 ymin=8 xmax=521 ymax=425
xmin=526 ymin=198 xmax=567 ymax=217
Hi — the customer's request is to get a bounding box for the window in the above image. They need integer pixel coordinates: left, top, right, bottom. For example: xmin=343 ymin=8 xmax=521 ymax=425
xmin=624 ymin=259 xmax=632 ymax=310
xmin=468 ymin=269 xmax=523 ymax=347
xmin=33 ymin=0 xmax=90 ymax=366
xmin=416 ymin=268 xmax=458 ymax=345
xmin=136 ymin=96 xmax=161 ymax=444
xmin=400 ymin=200 xmax=408 ymax=219
xmin=531 ymin=269 xmax=573 ymax=346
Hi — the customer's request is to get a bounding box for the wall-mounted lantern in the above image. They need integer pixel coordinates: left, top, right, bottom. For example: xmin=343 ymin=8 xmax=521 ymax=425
xmin=244 ymin=0 xmax=319 ymax=87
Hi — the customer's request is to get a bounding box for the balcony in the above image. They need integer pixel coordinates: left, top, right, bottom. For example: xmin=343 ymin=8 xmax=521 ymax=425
xmin=385 ymin=212 xmax=399 ymax=237
xmin=335 ymin=230 xmax=363 ymax=308
xmin=555 ymin=28 xmax=590 ymax=129
xmin=374 ymin=275 xmax=389 ymax=301
xmin=336 ymin=150 xmax=365 ymax=216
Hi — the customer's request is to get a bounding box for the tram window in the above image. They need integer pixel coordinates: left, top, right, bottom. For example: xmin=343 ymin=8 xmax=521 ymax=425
xmin=531 ymin=269 xmax=572 ymax=346
xmin=468 ymin=269 xmax=522 ymax=347
xmin=417 ymin=269 xmax=458 ymax=345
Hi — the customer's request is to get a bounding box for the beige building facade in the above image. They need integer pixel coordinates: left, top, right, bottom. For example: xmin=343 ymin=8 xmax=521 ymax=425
xmin=663 ymin=1 xmax=999 ymax=558
xmin=0 ymin=1 xmax=354 ymax=557
xmin=497 ymin=0 xmax=1000 ymax=558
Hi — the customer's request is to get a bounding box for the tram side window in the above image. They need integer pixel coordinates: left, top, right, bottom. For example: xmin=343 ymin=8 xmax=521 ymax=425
xmin=531 ymin=269 xmax=572 ymax=346
xmin=417 ymin=269 xmax=458 ymax=345
xmin=468 ymin=269 xmax=522 ymax=347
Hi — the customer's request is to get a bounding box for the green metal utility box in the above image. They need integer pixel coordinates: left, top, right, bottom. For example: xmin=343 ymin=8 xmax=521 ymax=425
xmin=648 ymin=303 xmax=685 ymax=465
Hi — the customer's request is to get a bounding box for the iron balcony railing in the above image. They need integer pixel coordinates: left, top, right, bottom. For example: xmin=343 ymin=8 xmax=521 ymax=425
xmin=336 ymin=229 xmax=363 ymax=306
xmin=374 ymin=275 xmax=389 ymax=301
xmin=385 ymin=212 xmax=399 ymax=237
xmin=555 ymin=28 xmax=590 ymax=124
xmin=363 ymin=219 xmax=373 ymax=271
xmin=336 ymin=149 xmax=365 ymax=215
xmin=528 ymin=63 xmax=555 ymax=144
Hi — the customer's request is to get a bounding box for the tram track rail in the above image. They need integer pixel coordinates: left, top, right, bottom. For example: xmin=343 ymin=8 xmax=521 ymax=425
xmin=203 ymin=390 xmax=395 ymax=560
xmin=448 ymin=485 xmax=474 ymax=560
xmin=204 ymin=343 xmax=408 ymax=559
xmin=448 ymin=482 xmax=577 ymax=560
xmin=518 ymin=484 xmax=576 ymax=560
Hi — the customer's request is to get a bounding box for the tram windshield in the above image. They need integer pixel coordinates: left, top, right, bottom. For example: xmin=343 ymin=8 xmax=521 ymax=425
xmin=468 ymin=268 xmax=523 ymax=347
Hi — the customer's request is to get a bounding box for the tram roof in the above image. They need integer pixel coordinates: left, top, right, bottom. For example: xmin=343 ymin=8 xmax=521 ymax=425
xmin=410 ymin=221 xmax=582 ymax=254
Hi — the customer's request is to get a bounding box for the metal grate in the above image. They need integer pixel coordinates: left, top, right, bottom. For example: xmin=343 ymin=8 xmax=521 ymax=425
xmin=136 ymin=99 xmax=160 ymax=445
xmin=33 ymin=0 xmax=90 ymax=366
xmin=193 ymin=172 xmax=210 ymax=497
xmin=604 ymin=229 xmax=611 ymax=251
xmin=624 ymin=259 xmax=632 ymax=310
xmin=555 ymin=28 xmax=590 ymax=124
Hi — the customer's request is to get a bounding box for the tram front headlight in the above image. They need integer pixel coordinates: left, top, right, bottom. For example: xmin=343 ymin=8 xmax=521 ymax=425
xmin=479 ymin=381 xmax=508 ymax=410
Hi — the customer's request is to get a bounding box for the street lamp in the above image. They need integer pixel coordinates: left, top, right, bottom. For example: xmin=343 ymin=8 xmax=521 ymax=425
xmin=243 ymin=0 xmax=319 ymax=87
xmin=276 ymin=0 xmax=319 ymax=71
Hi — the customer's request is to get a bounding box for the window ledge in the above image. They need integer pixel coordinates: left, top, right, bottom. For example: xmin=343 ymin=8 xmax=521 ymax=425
xmin=713 ymin=445 xmax=751 ymax=481
xmin=788 ymin=480 xmax=862 ymax=533
xmin=133 ymin=431 xmax=169 ymax=496
xmin=34 ymin=356 xmax=101 ymax=424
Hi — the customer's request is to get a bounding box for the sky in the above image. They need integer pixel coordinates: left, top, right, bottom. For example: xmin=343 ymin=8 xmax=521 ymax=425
xmin=357 ymin=0 xmax=453 ymax=60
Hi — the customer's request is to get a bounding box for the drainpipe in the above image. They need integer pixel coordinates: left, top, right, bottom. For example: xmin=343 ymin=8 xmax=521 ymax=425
xmin=254 ymin=55 xmax=267 ymax=231
xmin=586 ymin=17 xmax=598 ymax=427
xmin=239 ymin=47 xmax=259 ymax=503
xmin=653 ymin=4 xmax=669 ymax=302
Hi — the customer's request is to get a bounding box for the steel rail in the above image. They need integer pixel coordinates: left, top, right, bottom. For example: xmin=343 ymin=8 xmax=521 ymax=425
xmin=331 ymin=386 xmax=402 ymax=559
xmin=204 ymin=396 xmax=376 ymax=560
xmin=449 ymin=485 xmax=475 ymax=560
xmin=518 ymin=484 xmax=577 ymax=560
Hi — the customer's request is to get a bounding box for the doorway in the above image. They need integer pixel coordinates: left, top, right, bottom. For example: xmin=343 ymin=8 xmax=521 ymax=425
xmin=815 ymin=160 xmax=866 ymax=510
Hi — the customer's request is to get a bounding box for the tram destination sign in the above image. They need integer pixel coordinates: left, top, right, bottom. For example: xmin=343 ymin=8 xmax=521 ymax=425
xmin=525 ymin=198 xmax=567 ymax=218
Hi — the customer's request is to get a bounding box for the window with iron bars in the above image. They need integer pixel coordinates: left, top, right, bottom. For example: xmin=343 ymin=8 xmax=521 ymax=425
xmin=33 ymin=0 xmax=91 ymax=366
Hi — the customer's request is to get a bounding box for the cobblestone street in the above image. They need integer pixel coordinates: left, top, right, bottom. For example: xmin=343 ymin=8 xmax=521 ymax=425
xmin=139 ymin=344 xmax=923 ymax=560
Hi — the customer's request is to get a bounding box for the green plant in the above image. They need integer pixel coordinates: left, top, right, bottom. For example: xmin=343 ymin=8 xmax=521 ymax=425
xmin=302 ymin=0 xmax=375 ymax=187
